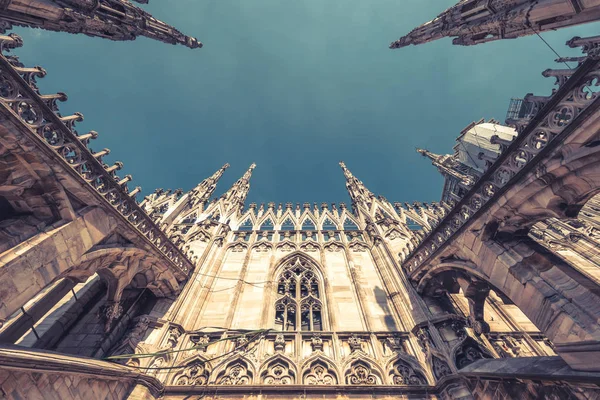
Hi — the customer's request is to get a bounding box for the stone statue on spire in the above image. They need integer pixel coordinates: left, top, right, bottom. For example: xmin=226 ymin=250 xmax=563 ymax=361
xmin=0 ymin=0 xmax=202 ymax=49
xmin=390 ymin=0 xmax=600 ymax=49
xmin=417 ymin=148 xmax=475 ymax=187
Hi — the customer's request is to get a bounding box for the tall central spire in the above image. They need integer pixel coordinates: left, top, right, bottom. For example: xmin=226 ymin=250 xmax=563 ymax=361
xmin=339 ymin=161 xmax=375 ymax=209
xmin=189 ymin=163 xmax=229 ymax=206
xmin=220 ymin=163 xmax=256 ymax=211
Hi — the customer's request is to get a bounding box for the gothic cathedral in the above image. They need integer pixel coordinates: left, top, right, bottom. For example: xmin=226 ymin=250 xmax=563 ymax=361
xmin=2 ymin=1 xmax=600 ymax=399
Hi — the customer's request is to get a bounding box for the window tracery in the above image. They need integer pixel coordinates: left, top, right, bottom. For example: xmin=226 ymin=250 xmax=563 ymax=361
xmin=322 ymin=218 xmax=338 ymax=230
xmin=260 ymin=358 xmax=295 ymax=384
xmin=238 ymin=218 xmax=253 ymax=231
xmin=303 ymin=359 xmax=337 ymax=385
xmin=281 ymin=217 xmax=295 ymax=231
xmin=389 ymin=359 xmax=426 ymax=385
xmin=275 ymin=258 xmax=323 ymax=331
xmin=343 ymin=218 xmax=359 ymax=230
xmin=216 ymin=359 xmax=253 ymax=385
xmin=173 ymin=360 xmax=210 ymax=386
xmin=345 ymin=360 xmax=379 ymax=385
xmin=302 ymin=218 xmax=316 ymax=230
xmin=260 ymin=218 xmax=274 ymax=230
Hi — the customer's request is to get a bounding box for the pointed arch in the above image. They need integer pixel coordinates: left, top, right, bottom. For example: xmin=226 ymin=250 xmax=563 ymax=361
xmin=237 ymin=217 xmax=254 ymax=231
xmin=180 ymin=211 xmax=197 ymax=225
xmin=301 ymin=354 xmax=340 ymax=385
xmin=405 ymin=217 xmax=423 ymax=231
xmin=343 ymin=216 xmax=360 ymax=230
xmin=321 ymin=214 xmax=339 ymax=231
xmin=343 ymin=358 xmax=384 ymax=385
xmin=259 ymin=354 xmax=297 ymax=384
xmin=452 ymin=336 xmax=493 ymax=369
xmin=259 ymin=216 xmax=275 ymax=230
xmin=213 ymin=356 xmax=255 ymax=385
xmin=302 ymin=217 xmax=316 ymax=231
xmin=272 ymin=252 xmax=327 ymax=331
xmin=385 ymin=355 xmax=428 ymax=385
xmin=280 ymin=215 xmax=296 ymax=231
xmin=276 ymin=240 xmax=297 ymax=252
xmin=171 ymin=354 xmax=212 ymax=386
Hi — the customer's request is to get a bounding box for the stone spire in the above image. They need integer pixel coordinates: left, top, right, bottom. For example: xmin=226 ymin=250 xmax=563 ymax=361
xmin=339 ymin=161 xmax=375 ymax=209
xmin=416 ymin=148 xmax=475 ymax=186
xmin=0 ymin=0 xmax=202 ymax=49
xmin=390 ymin=0 xmax=600 ymax=49
xmin=189 ymin=163 xmax=229 ymax=207
xmin=220 ymin=163 xmax=256 ymax=211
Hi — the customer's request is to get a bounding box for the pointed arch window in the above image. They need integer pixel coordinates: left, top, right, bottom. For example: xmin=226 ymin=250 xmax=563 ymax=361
xmin=343 ymin=218 xmax=359 ymax=231
xmin=302 ymin=219 xmax=316 ymax=231
xmin=275 ymin=258 xmax=323 ymax=332
xmin=182 ymin=213 xmax=197 ymax=224
xmin=322 ymin=218 xmax=338 ymax=231
xmin=281 ymin=218 xmax=295 ymax=231
xmin=260 ymin=218 xmax=274 ymax=230
xmin=406 ymin=217 xmax=422 ymax=231
xmin=239 ymin=218 xmax=253 ymax=231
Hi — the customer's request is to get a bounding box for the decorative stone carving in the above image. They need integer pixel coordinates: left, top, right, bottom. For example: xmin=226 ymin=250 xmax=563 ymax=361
xmin=455 ymin=339 xmax=490 ymax=369
xmin=274 ymin=334 xmax=286 ymax=352
xmin=109 ymin=315 xmax=151 ymax=362
xmin=302 ymin=242 xmax=318 ymax=252
xmin=261 ymin=359 xmax=295 ymax=384
xmin=100 ymin=301 xmax=123 ymax=333
xmin=385 ymin=335 xmax=405 ymax=353
xmin=432 ymin=356 xmax=451 ymax=380
xmin=216 ymin=360 xmax=253 ymax=385
xmin=349 ymin=242 xmax=368 ymax=252
xmin=174 ymin=360 xmax=210 ymax=385
xmin=231 ymin=243 xmax=246 ymax=252
xmin=191 ymin=334 xmax=210 ymax=352
xmin=279 ymin=242 xmax=294 ymax=252
xmin=348 ymin=334 xmax=363 ymax=352
xmin=390 ymin=359 xmax=427 ymax=385
xmin=167 ymin=326 xmax=181 ymax=348
xmin=345 ymin=361 xmax=378 ymax=385
xmin=304 ymin=360 xmax=337 ymax=385
xmin=325 ymin=242 xmax=342 ymax=252
xmin=310 ymin=333 xmax=323 ymax=351
xmin=147 ymin=357 xmax=165 ymax=377
xmin=236 ymin=335 xmax=249 ymax=349
xmin=416 ymin=328 xmax=432 ymax=353
xmin=254 ymin=242 xmax=270 ymax=252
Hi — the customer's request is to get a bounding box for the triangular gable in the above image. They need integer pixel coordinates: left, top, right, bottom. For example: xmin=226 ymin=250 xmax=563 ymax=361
xmin=302 ymin=218 xmax=316 ymax=230
xmin=281 ymin=216 xmax=295 ymax=231
xmin=343 ymin=217 xmax=359 ymax=231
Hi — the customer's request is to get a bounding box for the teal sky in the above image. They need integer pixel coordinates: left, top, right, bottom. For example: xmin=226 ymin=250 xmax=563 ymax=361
xmin=10 ymin=1 xmax=600 ymax=206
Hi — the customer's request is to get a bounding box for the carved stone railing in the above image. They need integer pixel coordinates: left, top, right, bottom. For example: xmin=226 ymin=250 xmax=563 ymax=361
xmin=0 ymin=34 xmax=194 ymax=275
xmin=403 ymin=35 xmax=600 ymax=275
